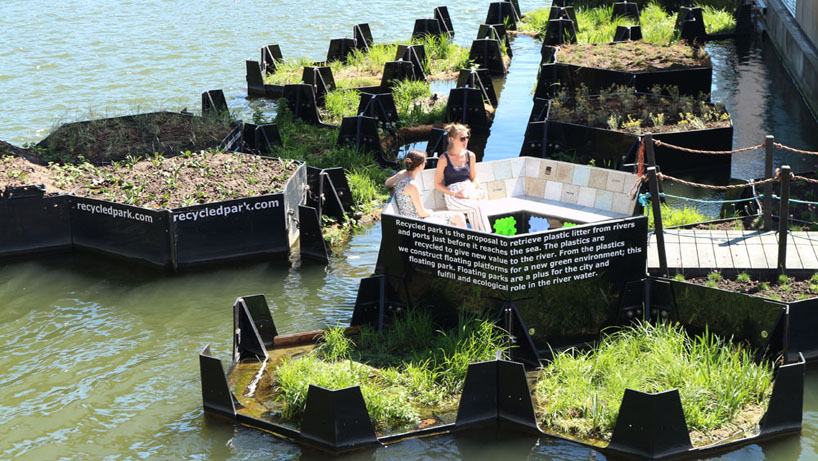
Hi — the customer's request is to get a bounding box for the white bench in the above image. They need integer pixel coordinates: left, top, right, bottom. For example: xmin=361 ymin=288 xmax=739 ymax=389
xmin=383 ymin=157 xmax=639 ymax=231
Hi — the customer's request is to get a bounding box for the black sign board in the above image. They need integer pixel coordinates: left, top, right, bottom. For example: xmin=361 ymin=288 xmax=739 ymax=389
xmin=377 ymin=213 xmax=648 ymax=349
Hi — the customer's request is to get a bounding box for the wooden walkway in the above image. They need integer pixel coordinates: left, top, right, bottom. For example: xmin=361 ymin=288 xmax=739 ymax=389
xmin=647 ymin=230 xmax=818 ymax=270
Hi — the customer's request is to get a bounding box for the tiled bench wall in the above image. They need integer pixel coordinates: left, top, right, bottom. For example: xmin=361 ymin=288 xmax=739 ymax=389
xmin=409 ymin=157 xmax=639 ymax=216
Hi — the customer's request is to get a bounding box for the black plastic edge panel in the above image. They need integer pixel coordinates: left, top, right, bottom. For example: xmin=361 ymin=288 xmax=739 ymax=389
xmin=300 ymin=385 xmax=379 ymax=450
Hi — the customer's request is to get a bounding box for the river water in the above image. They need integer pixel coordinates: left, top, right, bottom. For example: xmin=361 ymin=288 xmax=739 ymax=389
xmin=2 ymin=1 xmax=818 ymax=459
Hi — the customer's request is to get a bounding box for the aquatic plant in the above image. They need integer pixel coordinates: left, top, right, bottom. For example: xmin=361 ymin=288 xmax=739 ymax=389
xmin=322 ymin=88 xmax=361 ymax=124
xmin=391 ymin=80 xmax=446 ymax=126
xmin=534 ymin=321 xmax=773 ymax=443
xmin=271 ymin=312 xmax=510 ymax=431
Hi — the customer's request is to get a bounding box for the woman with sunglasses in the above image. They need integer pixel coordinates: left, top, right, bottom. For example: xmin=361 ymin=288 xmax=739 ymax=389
xmin=387 ymin=150 xmax=466 ymax=227
xmin=433 ymin=123 xmax=490 ymax=232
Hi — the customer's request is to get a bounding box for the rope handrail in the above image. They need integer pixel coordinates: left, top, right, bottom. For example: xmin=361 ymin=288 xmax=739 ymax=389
xmin=773 ymin=143 xmax=818 ymax=156
xmin=656 ymin=172 xmax=778 ymax=190
xmin=792 ymin=174 xmax=818 ymax=185
xmin=652 ymin=139 xmax=765 ymax=155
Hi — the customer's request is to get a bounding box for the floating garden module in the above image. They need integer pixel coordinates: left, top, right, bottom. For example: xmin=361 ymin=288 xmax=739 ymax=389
xmin=0 ymin=109 xmax=323 ymax=269
xmin=524 ymin=86 xmax=733 ymax=179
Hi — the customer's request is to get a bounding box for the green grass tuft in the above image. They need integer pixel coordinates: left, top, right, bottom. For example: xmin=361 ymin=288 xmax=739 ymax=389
xmin=646 ymin=203 xmax=708 ymax=229
xmin=534 ymin=321 xmax=773 ymax=442
xmin=272 ymin=312 xmax=510 ymax=431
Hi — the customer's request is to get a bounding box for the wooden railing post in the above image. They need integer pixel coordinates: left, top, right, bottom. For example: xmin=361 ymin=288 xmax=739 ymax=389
xmin=648 ymin=166 xmax=668 ymax=275
xmin=777 ymin=165 xmax=791 ymax=274
xmin=645 ymin=133 xmax=656 ymax=168
xmin=764 ymin=135 xmax=774 ymax=231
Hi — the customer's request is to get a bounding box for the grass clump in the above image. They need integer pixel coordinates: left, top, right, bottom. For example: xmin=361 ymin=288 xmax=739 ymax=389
xmin=646 ymin=203 xmax=708 ymax=229
xmin=392 ymin=80 xmax=446 ymax=125
xmin=271 ymin=311 xmax=510 ymax=432
xmin=534 ymin=322 xmax=773 ymax=444
xmin=519 ymin=1 xmax=735 ymax=44
xmin=322 ymin=89 xmax=361 ymax=124
xmin=264 ymin=35 xmax=468 ymax=89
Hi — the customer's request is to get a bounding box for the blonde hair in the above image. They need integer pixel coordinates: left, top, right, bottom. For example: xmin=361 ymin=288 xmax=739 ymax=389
xmin=403 ymin=149 xmax=427 ymax=171
xmin=444 ymin=122 xmax=470 ymax=139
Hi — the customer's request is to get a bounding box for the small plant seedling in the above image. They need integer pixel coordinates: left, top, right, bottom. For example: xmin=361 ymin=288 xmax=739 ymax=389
xmin=673 ymin=273 xmax=686 ymax=282
xmin=758 ymin=282 xmax=771 ymax=291
xmin=778 ymin=274 xmax=792 ymax=285
xmin=707 ymin=271 xmax=722 ymax=282
xmin=736 ymin=272 xmax=751 ymax=283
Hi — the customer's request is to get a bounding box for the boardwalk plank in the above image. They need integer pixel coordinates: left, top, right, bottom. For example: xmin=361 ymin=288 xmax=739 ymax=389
xmin=646 ymin=230 xmax=818 ymax=272
xmin=786 ymin=242 xmax=802 ymax=269
xmin=694 ymin=231 xmax=717 ymax=268
xmin=680 ymin=243 xmax=699 ymax=269
xmin=666 ymin=242 xmax=682 ymax=268
xmin=647 ymin=235 xmax=659 ymax=268
xmin=793 ymin=234 xmax=818 ymax=269
xmin=762 ymin=243 xmax=780 ymax=269
xmin=711 ymin=231 xmax=734 ymax=269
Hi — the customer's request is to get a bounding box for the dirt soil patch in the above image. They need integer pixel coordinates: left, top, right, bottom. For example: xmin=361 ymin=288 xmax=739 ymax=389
xmin=36 ymin=112 xmax=234 ymax=164
xmin=555 ymin=42 xmax=710 ymax=72
xmin=548 ymin=91 xmax=731 ymax=135
xmin=685 ymin=273 xmax=818 ymax=303
xmin=1 ymin=149 xmax=298 ymax=209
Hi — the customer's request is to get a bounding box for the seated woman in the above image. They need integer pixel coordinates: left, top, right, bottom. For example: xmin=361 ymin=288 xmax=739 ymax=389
xmin=433 ymin=122 xmax=490 ymax=232
xmin=386 ymin=150 xmax=466 ymax=227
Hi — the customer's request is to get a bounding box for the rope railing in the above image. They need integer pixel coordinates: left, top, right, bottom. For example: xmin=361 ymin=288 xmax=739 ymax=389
xmin=656 ymin=172 xmax=777 ymax=190
xmin=643 ymin=134 xmax=818 ymax=275
xmin=793 ymin=174 xmax=818 ymax=185
xmin=652 ymin=139 xmax=818 ymax=156
xmin=652 ymin=139 xmax=766 ymax=155
xmin=773 ymin=143 xmax=818 ymax=156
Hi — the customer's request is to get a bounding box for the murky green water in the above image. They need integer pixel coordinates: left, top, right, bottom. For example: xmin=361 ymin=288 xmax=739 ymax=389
xmin=3 ymin=0 xmax=818 ymax=459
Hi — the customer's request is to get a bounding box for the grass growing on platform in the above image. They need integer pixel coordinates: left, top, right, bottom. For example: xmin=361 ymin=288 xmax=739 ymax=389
xmin=533 ymin=321 xmax=773 ymax=443
xmin=518 ymin=0 xmax=736 ymax=44
xmin=392 ymin=80 xmax=447 ymax=125
xmin=646 ymin=203 xmax=708 ymax=229
xmin=263 ymin=34 xmax=469 ymax=89
xmin=267 ymin=103 xmax=389 ymax=242
xmin=271 ymin=311 xmax=510 ymax=431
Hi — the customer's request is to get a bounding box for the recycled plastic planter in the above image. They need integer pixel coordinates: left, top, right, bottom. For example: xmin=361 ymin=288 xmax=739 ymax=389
xmin=651 ymin=276 xmax=818 ymax=364
xmin=0 ymin=161 xmax=307 ymax=270
xmin=199 ymin=280 xmax=805 ymax=457
xmin=522 ymin=98 xmax=733 ymax=179
xmin=0 ymin=191 xmax=72 ymax=258
xmin=534 ymin=62 xmax=712 ymax=100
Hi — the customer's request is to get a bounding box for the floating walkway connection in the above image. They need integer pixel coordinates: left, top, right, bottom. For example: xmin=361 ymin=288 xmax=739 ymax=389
xmin=648 ymin=230 xmax=818 ymax=272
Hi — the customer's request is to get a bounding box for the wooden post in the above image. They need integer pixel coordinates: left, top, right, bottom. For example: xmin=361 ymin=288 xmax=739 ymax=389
xmin=777 ymin=165 xmax=791 ymax=274
xmin=764 ymin=135 xmax=774 ymax=231
xmin=645 ymin=133 xmax=657 ymax=168
xmin=648 ymin=167 xmax=668 ymax=275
